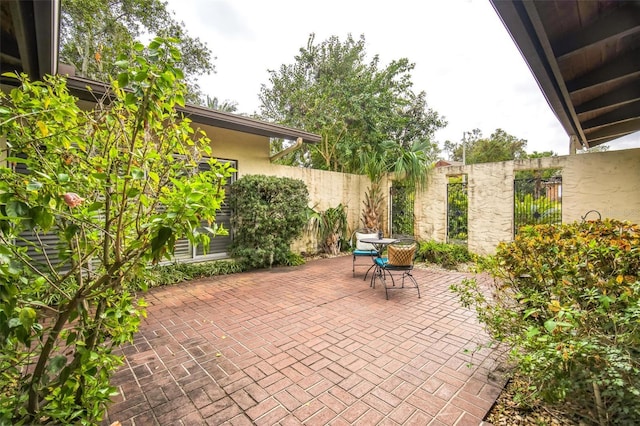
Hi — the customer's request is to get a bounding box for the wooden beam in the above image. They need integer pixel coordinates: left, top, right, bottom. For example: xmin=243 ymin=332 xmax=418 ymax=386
xmin=584 ymin=117 xmax=640 ymax=142
xmin=575 ymin=80 xmax=640 ymax=115
xmin=581 ymin=101 xmax=640 ymax=130
xmin=554 ymin=4 xmax=640 ymax=60
xmin=566 ymin=52 xmax=640 ymax=93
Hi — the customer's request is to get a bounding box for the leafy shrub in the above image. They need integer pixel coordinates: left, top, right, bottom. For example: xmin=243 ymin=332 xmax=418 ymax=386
xmin=282 ymin=252 xmax=305 ymax=266
xmin=451 ymin=219 xmax=640 ymax=425
xmin=0 ymin=38 xmax=231 ymax=424
xmin=307 ymin=204 xmax=348 ymax=255
xmin=417 ymin=240 xmax=472 ymax=269
xmin=138 ymin=259 xmax=244 ymax=288
xmin=229 ymin=175 xmax=309 ymax=269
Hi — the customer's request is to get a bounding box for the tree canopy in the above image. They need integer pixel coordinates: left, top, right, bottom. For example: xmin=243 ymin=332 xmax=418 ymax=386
xmin=259 ymin=33 xmax=445 ymax=231
xmin=60 ymin=0 xmax=214 ymax=103
xmin=259 ymin=33 xmax=446 ymax=173
xmin=443 ymin=128 xmax=528 ymax=164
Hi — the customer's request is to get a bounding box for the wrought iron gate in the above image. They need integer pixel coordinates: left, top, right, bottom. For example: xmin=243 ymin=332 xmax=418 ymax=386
xmin=390 ymin=182 xmax=415 ymax=237
xmin=514 ymin=175 xmax=562 ymax=235
xmin=447 ymin=181 xmax=468 ymax=243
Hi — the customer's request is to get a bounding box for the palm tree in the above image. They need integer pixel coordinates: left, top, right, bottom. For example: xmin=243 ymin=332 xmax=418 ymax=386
xmin=358 ymin=139 xmax=433 ymax=233
xmin=205 ymin=95 xmax=238 ymax=113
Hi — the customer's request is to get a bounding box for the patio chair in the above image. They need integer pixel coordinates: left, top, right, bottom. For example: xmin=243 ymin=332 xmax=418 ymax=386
xmin=351 ymin=229 xmax=379 ymax=279
xmin=372 ymin=238 xmax=420 ymax=300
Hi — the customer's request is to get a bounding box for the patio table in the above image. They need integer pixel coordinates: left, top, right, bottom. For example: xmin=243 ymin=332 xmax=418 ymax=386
xmin=360 ymin=237 xmax=398 ymax=288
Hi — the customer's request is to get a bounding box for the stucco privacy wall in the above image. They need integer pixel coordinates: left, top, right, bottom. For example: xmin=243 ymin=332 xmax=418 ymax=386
xmin=203 ymin=124 xmax=373 ymax=252
xmin=415 ymin=148 xmax=640 ymax=255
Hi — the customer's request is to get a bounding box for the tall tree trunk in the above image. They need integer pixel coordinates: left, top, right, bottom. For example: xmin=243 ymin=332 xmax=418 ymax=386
xmin=362 ymin=180 xmax=384 ymax=231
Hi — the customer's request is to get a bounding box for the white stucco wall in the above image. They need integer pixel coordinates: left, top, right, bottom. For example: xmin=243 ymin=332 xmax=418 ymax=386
xmin=415 ymin=148 xmax=640 ymax=256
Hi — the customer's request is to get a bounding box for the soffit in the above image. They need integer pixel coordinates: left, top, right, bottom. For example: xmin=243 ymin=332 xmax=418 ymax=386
xmin=490 ymin=0 xmax=640 ymax=148
xmin=0 ymin=0 xmax=59 ymax=82
xmin=65 ymin=76 xmax=321 ymax=143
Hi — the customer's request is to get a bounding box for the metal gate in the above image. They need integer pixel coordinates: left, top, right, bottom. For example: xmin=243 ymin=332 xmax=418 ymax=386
xmin=390 ymin=182 xmax=415 ymax=237
xmin=447 ymin=181 xmax=468 ymax=243
xmin=514 ymin=175 xmax=562 ymax=235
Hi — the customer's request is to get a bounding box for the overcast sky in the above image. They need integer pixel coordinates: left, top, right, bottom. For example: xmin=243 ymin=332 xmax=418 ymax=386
xmin=164 ymin=0 xmax=639 ymax=156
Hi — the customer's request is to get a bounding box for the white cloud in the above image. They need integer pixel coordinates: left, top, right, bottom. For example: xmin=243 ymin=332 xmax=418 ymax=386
xmin=165 ymin=0 xmax=639 ymax=156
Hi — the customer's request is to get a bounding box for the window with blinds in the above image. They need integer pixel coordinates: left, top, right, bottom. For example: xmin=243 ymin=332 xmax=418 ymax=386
xmin=11 ymin=155 xmax=237 ymax=267
xmin=171 ymin=158 xmax=237 ymax=262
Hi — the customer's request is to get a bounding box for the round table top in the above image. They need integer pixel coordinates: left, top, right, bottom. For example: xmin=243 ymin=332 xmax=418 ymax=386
xmin=359 ymin=238 xmax=398 ymax=244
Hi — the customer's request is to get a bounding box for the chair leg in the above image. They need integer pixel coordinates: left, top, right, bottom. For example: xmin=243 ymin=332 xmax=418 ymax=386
xmin=363 ymin=263 xmax=375 ymax=281
xmin=352 ymin=254 xmax=356 ymax=277
xmin=403 ymin=271 xmax=420 ymax=298
xmin=380 ymin=269 xmax=420 ymax=299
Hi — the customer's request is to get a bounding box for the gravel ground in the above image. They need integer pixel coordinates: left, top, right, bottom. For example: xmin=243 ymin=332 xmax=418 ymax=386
xmin=484 ymin=376 xmax=588 ymax=425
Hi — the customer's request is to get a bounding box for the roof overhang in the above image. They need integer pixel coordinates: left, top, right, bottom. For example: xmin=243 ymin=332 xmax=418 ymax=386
xmin=65 ymin=76 xmax=321 ymax=143
xmin=1 ymin=0 xmax=320 ymax=144
xmin=0 ymin=0 xmax=59 ymax=82
xmin=489 ymin=0 xmax=640 ymax=148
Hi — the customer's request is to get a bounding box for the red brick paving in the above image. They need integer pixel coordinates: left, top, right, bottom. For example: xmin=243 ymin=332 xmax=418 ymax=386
xmin=103 ymin=255 xmax=504 ymax=425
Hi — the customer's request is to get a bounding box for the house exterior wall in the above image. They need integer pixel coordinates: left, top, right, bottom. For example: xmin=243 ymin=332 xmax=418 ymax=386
xmin=415 ymin=148 xmax=640 ymax=256
xmin=199 ymin=123 xmax=375 ymax=254
xmin=202 ymin=125 xmax=271 ymax=176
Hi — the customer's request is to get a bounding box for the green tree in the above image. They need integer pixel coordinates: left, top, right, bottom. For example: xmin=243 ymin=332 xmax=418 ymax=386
xmin=259 ymin=33 xmax=444 ymax=231
xmin=444 ymin=128 xmax=527 ymax=164
xmin=259 ymin=33 xmax=444 ymax=172
xmin=60 ymin=0 xmax=214 ymax=103
xmin=359 ymin=139 xmax=435 ymax=232
xmin=0 ymin=38 xmax=232 ymax=423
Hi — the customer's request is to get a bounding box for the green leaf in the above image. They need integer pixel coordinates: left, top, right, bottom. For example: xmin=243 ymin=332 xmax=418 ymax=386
xmin=151 ymin=227 xmax=172 ymax=254
xmin=31 ymin=206 xmax=55 ymax=230
xmin=526 ymin=326 xmax=540 ymax=338
xmin=125 ymin=93 xmax=137 ymax=106
xmin=87 ymin=201 xmax=103 ymax=212
xmin=131 ymin=168 xmax=145 ymax=180
xmin=19 ymin=307 xmax=36 ymax=329
xmin=6 ymin=200 xmax=29 ymax=218
xmin=134 ymin=71 xmax=148 ymax=82
xmin=26 ymin=181 xmax=43 ymax=191
xmin=66 ymin=332 xmax=77 ymax=346
xmin=91 ymin=172 xmax=108 ymax=180
xmin=48 ymin=355 xmax=68 ymax=374
xmin=64 ymin=223 xmax=80 ymax=241
xmin=148 ymin=171 xmax=159 ymax=184
xmin=544 ymin=319 xmax=557 ymax=333
xmin=117 ymin=73 xmax=129 ymax=88
xmin=57 ymin=173 xmax=70 ymax=183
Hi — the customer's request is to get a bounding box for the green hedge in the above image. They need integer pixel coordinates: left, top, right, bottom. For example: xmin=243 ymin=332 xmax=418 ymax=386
xmin=229 ymin=175 xmax=309 ymax=269
xmin=416 ymin=240 xmax=472 ymax=269
xmin=139 ymin=259 xmax=244 ymax=289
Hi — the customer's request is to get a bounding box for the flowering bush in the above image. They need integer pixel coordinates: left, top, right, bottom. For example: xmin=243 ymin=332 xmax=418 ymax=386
xmin=0 ymin=38 xmax=231 ymax=424
xmin=452 ymin=219 xmax=640 ymax=425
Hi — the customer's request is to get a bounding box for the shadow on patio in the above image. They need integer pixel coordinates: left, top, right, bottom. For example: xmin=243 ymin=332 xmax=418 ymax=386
xmin=103 ymin=255 xmax=505 ymax=426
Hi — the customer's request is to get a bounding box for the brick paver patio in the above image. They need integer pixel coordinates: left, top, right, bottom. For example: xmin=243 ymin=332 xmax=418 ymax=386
xmin=103 ymin=255 xmax=505 ymax=426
